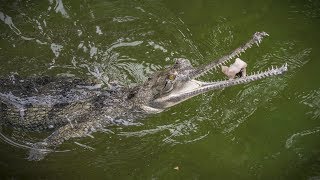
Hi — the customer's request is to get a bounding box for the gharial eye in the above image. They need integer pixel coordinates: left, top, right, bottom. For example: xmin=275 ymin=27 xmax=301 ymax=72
xmin=167 ymin=74 xmax=176 ymax=81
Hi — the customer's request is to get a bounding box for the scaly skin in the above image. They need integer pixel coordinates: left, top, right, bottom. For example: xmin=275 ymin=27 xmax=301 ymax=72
xmin=0 ymin=76 xmax=103 ymax=130
xmin=0 ymin=32 xmax=288 ymax=160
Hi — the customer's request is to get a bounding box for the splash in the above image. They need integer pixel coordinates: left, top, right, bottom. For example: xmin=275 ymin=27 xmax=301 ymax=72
xmin=96 ymin=26 xmax=103 ymax=35
xmin=148 ymin=41 xmax=168 ymax=53
xmin=50 ymin=43 xmax=63 ymax=57
xmin=0 ymin=11 xmax=21 ymax=35
xmin=49 ymin=0 xmax=70 ymax=18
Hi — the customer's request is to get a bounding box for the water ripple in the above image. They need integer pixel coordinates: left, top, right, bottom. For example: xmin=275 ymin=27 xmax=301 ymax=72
xmin=299 ymin=89 xmax=320 ymax=120
xmin=112 ymin=16 xmax=139 ymax=23
xmin=285 ymin=126 xmax=320 ymax=149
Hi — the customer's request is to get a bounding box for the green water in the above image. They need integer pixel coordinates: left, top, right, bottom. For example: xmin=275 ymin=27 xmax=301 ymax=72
xmin=0 ymin=0 xmax=319 ymax=179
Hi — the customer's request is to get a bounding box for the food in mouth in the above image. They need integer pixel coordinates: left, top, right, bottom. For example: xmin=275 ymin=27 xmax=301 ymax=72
xmin=221 ymin=58 xmax=247 ymax=79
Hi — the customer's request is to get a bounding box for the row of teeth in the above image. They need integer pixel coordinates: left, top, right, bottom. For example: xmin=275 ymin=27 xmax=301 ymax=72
xmin=247 ymin=63 xmax=288 ymax=77
xmin=204 ymin=63 xmax=288 ymax=84
xmin=197 ymin=32 xmax=269 ymax=78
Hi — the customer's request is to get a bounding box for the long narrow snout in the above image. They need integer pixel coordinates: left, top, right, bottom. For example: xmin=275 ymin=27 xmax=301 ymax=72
xmin=152 ymin=63 xmax=287 ymax=109
xmin=149 ymin=32 xmax=288 ymax=110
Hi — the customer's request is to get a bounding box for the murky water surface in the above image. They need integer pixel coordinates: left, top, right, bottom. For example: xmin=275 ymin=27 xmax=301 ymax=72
xmin=0 ymin=0 xmax=319 ymax=179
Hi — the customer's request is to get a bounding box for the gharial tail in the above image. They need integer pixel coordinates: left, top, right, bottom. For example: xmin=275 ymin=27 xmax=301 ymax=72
xmin=0 ymin=126 xmax=67 ymax=161
xmin=27 ymin=119 xmax=110 ymax=161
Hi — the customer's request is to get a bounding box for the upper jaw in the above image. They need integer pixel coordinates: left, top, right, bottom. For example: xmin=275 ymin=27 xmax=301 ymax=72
xmin=191 ymin=32 xmax=269 ymax=79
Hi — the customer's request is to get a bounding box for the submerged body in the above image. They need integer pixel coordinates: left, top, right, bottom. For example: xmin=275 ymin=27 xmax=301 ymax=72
xmin=0 ymin=32 xmax=287 ymax=160
xmin=0 ymin=76 xmax=139 ymax=130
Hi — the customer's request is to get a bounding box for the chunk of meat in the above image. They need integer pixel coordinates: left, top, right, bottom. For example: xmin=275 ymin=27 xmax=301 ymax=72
xmin=221 ymin=58 xmax=247 ymax=79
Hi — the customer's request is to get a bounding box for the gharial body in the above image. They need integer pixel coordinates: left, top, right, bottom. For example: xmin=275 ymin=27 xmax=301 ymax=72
xmin=0 ymin=32 xmax=288 ymax=160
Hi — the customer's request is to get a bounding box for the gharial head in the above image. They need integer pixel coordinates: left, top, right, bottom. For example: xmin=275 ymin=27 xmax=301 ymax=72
xmin=132 ymin=32 xmax=288 ymax=113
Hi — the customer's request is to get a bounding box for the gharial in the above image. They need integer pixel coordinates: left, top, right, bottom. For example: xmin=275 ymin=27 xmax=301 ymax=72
xmin=0 ymin=32 xmax=288 ymax=160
